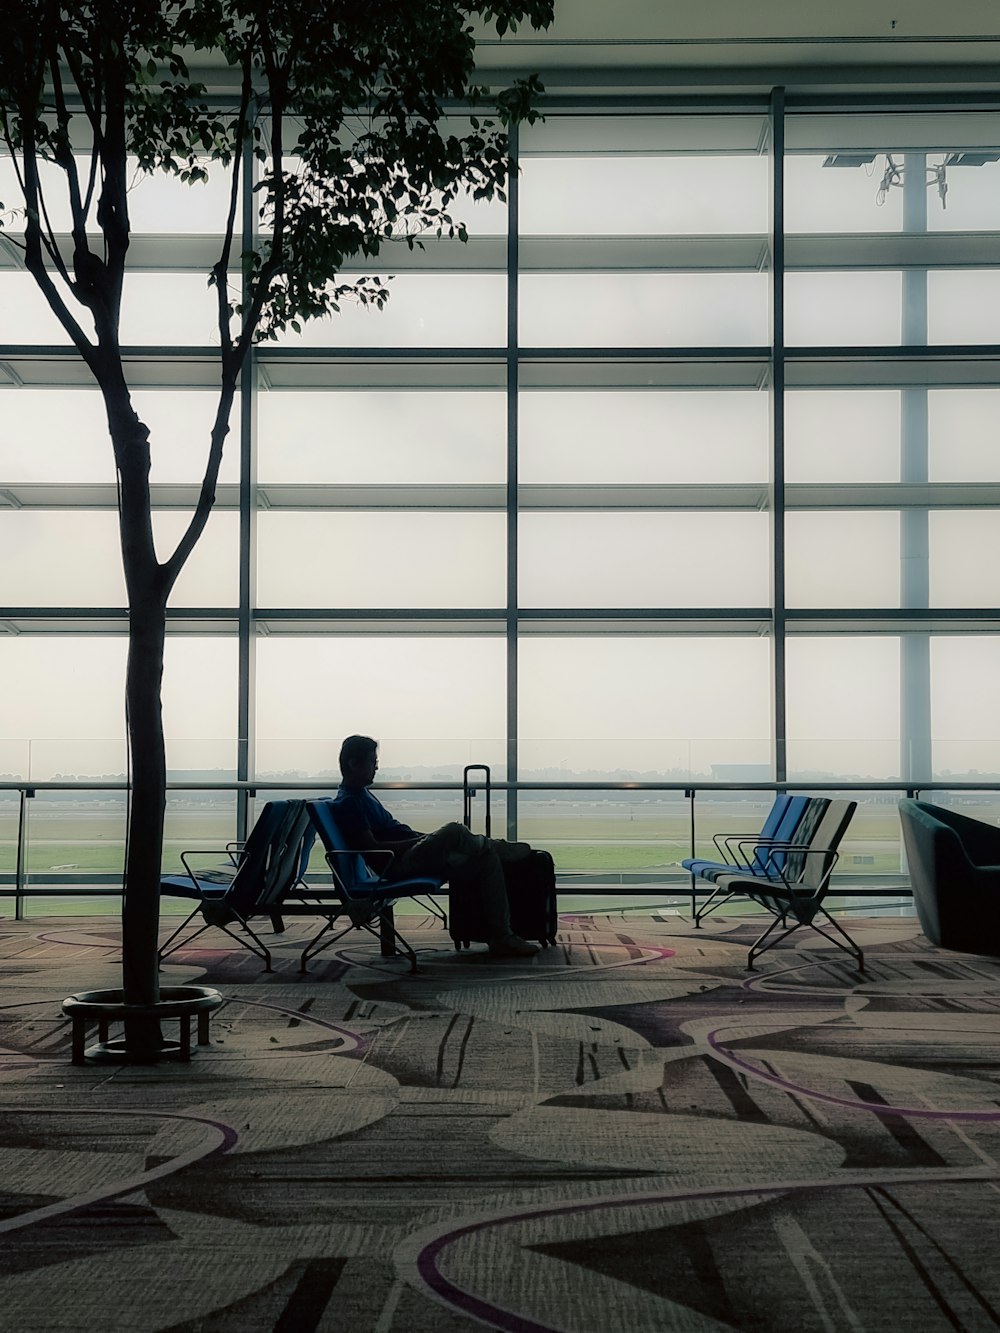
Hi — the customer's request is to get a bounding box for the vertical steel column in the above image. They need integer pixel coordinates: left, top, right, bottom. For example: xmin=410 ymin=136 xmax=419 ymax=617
xmin=506 ymin=123 xmax=520 ymax=839
xmin=236 ymin=129 xmax=258 ymax=843
xmin=900 ymin=154 xmax=932 ymax=784
xmin=14 ymin=788 xmax=30 ymax=921
xmin=769 ymin=89 xmax=788 ymax=784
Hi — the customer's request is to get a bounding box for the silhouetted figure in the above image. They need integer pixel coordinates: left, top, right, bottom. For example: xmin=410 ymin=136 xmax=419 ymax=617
xmin=333 ymin=734 xmax=538 ymax=956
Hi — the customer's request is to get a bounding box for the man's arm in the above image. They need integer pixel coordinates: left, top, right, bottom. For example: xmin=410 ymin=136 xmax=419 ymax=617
xmin=335 ymin=790 xmax=423 ymax=860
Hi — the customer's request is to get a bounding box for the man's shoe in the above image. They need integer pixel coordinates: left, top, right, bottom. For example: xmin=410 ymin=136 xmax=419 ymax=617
xmin=489 ymin=934 xmax=539 ymax=957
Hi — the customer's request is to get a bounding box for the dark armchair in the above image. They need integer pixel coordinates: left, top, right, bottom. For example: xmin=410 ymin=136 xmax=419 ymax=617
xmin=898 ymin=799 xmax=1000 ymax=956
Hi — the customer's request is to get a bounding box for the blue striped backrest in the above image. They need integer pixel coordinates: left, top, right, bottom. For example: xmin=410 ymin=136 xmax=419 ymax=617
xmin=759 ymin=795 xmax=792 ymax=841
xmin=306 ymin=799 xmax=379 ymax=892
xmin=754 ymin=794 xmax=810 ymax=873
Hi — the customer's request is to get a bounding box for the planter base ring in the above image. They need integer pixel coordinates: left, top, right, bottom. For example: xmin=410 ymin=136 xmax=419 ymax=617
xmin=61 ymin=986 xmax=224 ymax=1066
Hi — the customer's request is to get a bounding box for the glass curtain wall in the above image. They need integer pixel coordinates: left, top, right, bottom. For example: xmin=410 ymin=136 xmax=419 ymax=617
xmin=3 ymin=96 xmax=1000 ymax=887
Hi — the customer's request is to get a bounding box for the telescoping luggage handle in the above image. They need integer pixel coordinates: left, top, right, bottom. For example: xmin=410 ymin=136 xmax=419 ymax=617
xmin=463 ymin=764 xmax=492 ymax=837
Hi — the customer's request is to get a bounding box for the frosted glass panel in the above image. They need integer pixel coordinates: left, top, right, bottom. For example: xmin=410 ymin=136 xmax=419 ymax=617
xmin=785 ymin=390 xmax=900 ymax=482
xmin=930 ymin=511 xmax=1000 ymax=605
xmin=929 ymin=390 xmax=1000 ymax=481
xmin=932 ymin=636 xmax=1000 ymax=775
xmin=518 ymin=636 xmax=771 ymax=776
xmin=519 ymin=156 xmax=768 ymax=235
xmin=258 ymin=391 xmax=505 ymax=484
xmin=118 ymin=275 xmax=224 ymax=345
xmin=786 ymin=636 xmax=901 ymax=779
xmin=928 ymin=271 xmax=1000 ymax=344
xmin=0 ymin=155 xmax=235 ymax=234
xmin=0 ymin=274 xmax=80 ymax=343
xmin=785 ymin=155 xmax=902 ymax=233
xmin=255 ymin=636 xmax=506 ymax=775
xmin=519 ymin=512 xmax=768 ymax=608
xmin=785 ymin=512 xmax=900 ymax=607
xmin=0 ymin=510 xmax=237 ymax=606
xmin=0 ymin=389 xmax=240 ymax=484
xmin=785 ymin=273 xmax=901 ymax=346
xmin=520 ymin=274 xmax=768 ymax=347
xmin=257 ymin=512 xmax=506 ymax=608
xmin=520 ymin=391 xmax=768 ymax=483
xmin=0 ymin=636 xmax=237 ymax=775
xmin=274 ymin=275 xmax=506 ymax=348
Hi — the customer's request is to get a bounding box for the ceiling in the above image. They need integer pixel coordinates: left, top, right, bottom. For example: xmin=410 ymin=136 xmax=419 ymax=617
xmin=470 ymin=0 xmax=1000 ymax=96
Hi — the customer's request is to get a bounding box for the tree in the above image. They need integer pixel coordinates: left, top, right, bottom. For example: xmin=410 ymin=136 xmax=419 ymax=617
xmin=0 ymin=0 xmax=553 ymax=1051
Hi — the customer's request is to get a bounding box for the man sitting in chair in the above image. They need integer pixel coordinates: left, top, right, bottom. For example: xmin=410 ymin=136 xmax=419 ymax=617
xmin=333 ymin=734 xmax=539 ymax=957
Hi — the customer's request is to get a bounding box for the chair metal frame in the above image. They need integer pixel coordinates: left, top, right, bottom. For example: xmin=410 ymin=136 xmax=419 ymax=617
xmin=158 ymin=799 xmax=313 ymax=971
xmin=689 ymin=795 xmax=815 ymax=926
xmin=708 ymin=799 xmax=862 ymax=970
xmin=281 ymin=799 xmax=447 ymax=973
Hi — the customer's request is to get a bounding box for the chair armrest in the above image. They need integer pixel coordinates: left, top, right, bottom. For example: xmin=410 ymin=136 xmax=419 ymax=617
xmin=711 ymin=830 xmax=777 ymax=866
xmin=322 ymin=847 xmax=397 ymax=897
xmin=173 ymin=850 xmax=240 ymax=892
xmin=741 ymin=844 xmax=840 ymax=893
xmin=725 ymin=834 xmax=800 ymax=872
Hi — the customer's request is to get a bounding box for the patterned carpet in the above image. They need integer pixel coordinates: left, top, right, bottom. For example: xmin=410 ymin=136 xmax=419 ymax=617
xmin=2 ymin=908 xmax=999 ymax=1332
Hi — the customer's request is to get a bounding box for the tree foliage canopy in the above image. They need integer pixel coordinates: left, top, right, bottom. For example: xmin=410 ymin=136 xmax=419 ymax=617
xmin=0 ymin=0 xmax=553 ymax=364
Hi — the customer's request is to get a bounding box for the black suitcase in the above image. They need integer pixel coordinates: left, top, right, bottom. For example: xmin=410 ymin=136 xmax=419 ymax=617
xmin=450 ymin=767 xmax=558 ymax=949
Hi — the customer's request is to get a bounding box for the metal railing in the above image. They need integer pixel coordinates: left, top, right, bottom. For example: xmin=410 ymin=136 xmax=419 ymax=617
xmin=2 ymin=775 xmax=994 ymax=918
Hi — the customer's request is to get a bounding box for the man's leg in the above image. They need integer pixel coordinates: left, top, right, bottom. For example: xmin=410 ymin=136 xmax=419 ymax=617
xmin=394 ymin=823 xmax=537 ymax=955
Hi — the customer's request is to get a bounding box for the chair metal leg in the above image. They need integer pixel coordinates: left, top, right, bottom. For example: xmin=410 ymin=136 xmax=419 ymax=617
xmin=747 ymin=905 xmax=864 ymax=972
xmin=693 ymin=881 xmax=734 ymax=926
xmin=157 ymin=904 xmax=204 ymax=961
xmin=219 ymin=918 xmax=273 ymax=970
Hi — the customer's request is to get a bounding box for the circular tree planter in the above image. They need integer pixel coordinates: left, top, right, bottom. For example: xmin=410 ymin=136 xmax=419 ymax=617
xmin=61 ymin=985 xmax=224 ymax=1065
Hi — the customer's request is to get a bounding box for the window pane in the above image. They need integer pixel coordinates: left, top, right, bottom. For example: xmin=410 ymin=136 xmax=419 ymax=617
xmin=518 ymin=636 xmax=772 ymax=777
xmin=0 ymin=274 xmax=78 ymax=343
xmin=257 ymin=391 xmax=505 ymax=484
xmin=0 ymin=389 xmax=240 ymax=485
xmin=519 ymin=512 xmax=769 ymax=608
xmin=274 ymin=275 xmax=506 ymax=348
xmin=785 ymin=512 xmax=900 ymax=607
xmin=785 ymin=154 xmax=902 ymax=233
xmin=929 ymin=270 xmax=1000 ymax=343
xmin=929 ymin=390 xmax=1000 ymax=481
xmin=256 ymin=512 xmax=506 ymax=608
xmin=520 ymin=156 xmax=767 ymax=235
xmin=0 ymin=154 xmax=235 ymax=234
xmin=0 ymin=510 xmax=237 ymax=607
xmin=786 ymin=636 xmax=901 ymax=779
xmin=785 ymin=272 xmax=901 ymax=345
xmin=931 ymin=636 xmax=1000 ymax=776
xmin=787 ymin=271 xmax=1000 ymax=347
xmin=785 ymin=391 xmax=901 ymax=481
xmin=255 ymin=636 xmax=506 ymax=776
xmin=930 ymin=511 xmax=1000 ymax=605
xmin=0 ymin=637 xmax=237 ymax=778
xmin=519 ymin=391 xmax=768 ymax=483
xmin=785 ymin=113 xmax=1000 ymax=233
xmin=520 ymin=274 xmax=768 ymax=347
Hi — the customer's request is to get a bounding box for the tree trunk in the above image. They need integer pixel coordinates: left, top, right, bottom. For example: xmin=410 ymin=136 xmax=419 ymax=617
xmin=119 ymin=596 xmax=168 ymax=1053
xmin=107 ymin=389 xmax=170 ymax=1051
xmin=121 ymin=599 xmax=167 ymax=1006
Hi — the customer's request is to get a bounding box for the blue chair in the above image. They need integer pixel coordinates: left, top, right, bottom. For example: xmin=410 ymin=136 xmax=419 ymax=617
xmin=282 ymin=798 xmax=446 ymax=973
xmin=709 ymin=799 xmax=859 ymax=969
xmin=687 ymin=795 xmax=815 ymax=925
xmin=159 ymin=799 xmax=314 ymax=971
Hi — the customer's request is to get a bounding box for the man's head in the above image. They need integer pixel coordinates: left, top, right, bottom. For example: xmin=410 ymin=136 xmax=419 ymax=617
xmin=339 ymin=734 xmax=378 ymax=786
